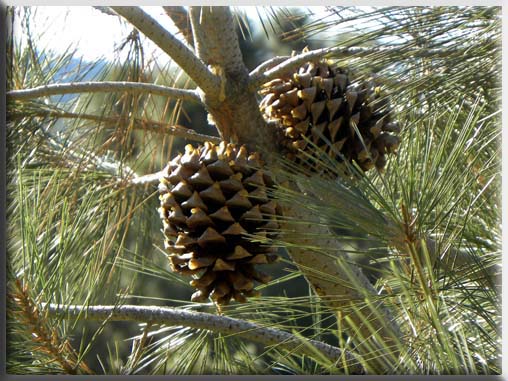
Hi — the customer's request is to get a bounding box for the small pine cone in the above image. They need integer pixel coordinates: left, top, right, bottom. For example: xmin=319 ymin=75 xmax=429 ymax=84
xmin=260 ymin=59 xmax=400 ymax=172
xmin=158 ymin=142 xmax=280 ymax=305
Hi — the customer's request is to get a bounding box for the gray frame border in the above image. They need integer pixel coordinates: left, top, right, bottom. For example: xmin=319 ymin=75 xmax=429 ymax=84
xmin=0 ymin=2 xmax=505 ymax=381
xmin=1 ymin=1 xmax=8 ymax=379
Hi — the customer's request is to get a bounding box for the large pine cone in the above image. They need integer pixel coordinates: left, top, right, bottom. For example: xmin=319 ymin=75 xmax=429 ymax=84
xmin=260 ymin=60 xmax=400 ymax=172
xmin=158 ymin=142 xmax=279 ymax=305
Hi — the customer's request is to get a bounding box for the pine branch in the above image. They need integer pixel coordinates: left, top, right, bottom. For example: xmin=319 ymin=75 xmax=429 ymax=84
xmin=395 ymin=226 xmax=498 ymax=281
xmin=93 ymin=6 xmax=117 ymax=17
xmin=110 ymin=7 xmax=220 ymax=96
xmin=8 ymin=81 xmax=201 ymax=103
xmin=249 ymin=56 xmax=291 ymax=79
xmin=46 ymin=303 xmax=363 ymax=373
xmin=189 ymin=7 xmax=212 ymax=73
xmin=189 ymin=7 xmax=246 ymax=76
xmin=128 ymin=170 xmax=165 ymax=187
xmin=278 ymin=161 xmax=496 ymax=288
xmin=186 ymin=6 xmax=276 ymax=151
xmin=249 ymin=45 xmax=464 ymax=89
xmin=15 ymin=112 xmax=213 ymax=188
xmin=163 ymin=6 xmax=193 ymax=46
xmin=280 ymin=204 xmax=403 ymax=372
xmin=36 ymin=130 xmax=140 ymax=183
xmin=249 ymin=47 xmax=369 ymax=90
xmin=11 ymin=109 xmax=220 ymax=144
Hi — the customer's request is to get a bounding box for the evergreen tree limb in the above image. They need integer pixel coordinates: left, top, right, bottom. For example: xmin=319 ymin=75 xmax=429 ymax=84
xmin=40 ymin=132 xmax=137 ymax=179
xmin=188 ymin=8 xmax=207 ymax=64
xmin=280 ymin=203 xmax=403 ymax=372
xmin=249 ymin=45 xmax=464 ymax=90
xmin=163 ymin=6 xmax=193 ymax=47
xmin=128 ymin=170 xmax=166 ymax=187
xmin=8 ymin=81 xmax=201 ymax=103
xmin=404 ymin=233 xmax=498 ymax=281
xmin=110 ymin=7 xmax=220 ymax=96
xmin=187 ymin=6 xmax=277 ymax=151
xmin=189 ymin=6 xmax=246 ymax=76
xmin=10 ymin=109 xmax=220 ymax=144
xmin=45 ymin=303 xmax=363 ymax=373
xmin=249 ymin=56 xmax=291 ymax=79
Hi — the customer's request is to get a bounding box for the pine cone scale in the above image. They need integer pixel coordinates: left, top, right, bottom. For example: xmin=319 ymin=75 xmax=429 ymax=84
xmin=260 ymin=57 xmax=400 ymax=173
xmin=159 ymin=142 xmax=280 ymax=305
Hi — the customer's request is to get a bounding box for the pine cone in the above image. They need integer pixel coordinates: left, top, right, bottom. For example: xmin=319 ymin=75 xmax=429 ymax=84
xmin=158 ymin=142 xmax=280 ymax=305
xmin=260 ymin=59 xmax=400 ymax=172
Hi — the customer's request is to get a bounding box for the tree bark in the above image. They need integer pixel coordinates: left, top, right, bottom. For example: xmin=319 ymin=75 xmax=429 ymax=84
xmin=163 ymin=6 xmax=193 ymax=47
xmin=187 ymin=6 xmax=278 ymax=153
xmin=7 ymin=81 xmax=201 ymax=103
xmin=46 ymin=303 xmax=363 ymax=373
xmin=280 ymin=204 xmax=402 ymax=371
xmin=249 ymin=45 xmax=471 ymax=90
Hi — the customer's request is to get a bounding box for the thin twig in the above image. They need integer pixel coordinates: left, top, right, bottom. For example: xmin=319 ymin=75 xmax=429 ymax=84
xmin=11 ymin=109 xmax=220 ymax=144
xmin=46 ymin=303 xmax=363 ymax=373
xmin=12 ymin=109 xmax=215 ymax=187
xmin=128 ymin=170 xmax=166 ymax=187
xmin=8 ymin=81 xmax=201 ymax=103
xmin=423 ymin=236 xmax=498 ymax=280
xmin=189 ymin=7 xmax=210 ymax=70
xmin=249 ymin=45 xmax=464 ymax=89
xmin=111 ymin=7 xmax=220 ymax=96
xmin=41 ymin=131 xmax=137 ymax=180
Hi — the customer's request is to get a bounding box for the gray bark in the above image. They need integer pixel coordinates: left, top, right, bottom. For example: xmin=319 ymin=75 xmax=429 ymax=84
xmin=280 ymin=204 xmax=403 ymax=371
xmin=187 ymin=6 xmax=278 ymax=154
xmin=249 ymin=45 xmax=469 ymax=90
xmin=8 ymin=81 xmax=201 ymax=103
xmin=163 ymin=6 xmax=193 ymax=47
xmin=46 ymin=303 xmax=363 ymax=373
